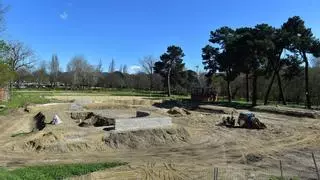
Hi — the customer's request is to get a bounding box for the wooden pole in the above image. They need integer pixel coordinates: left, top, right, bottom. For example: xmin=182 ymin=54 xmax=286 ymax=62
xmin=213 ymin=167 xmax=218 ymax=180
xmin=312 ymin=152 xmax=320 ymax=180
xmin=279 ymin=160 xmax=283 ymax=179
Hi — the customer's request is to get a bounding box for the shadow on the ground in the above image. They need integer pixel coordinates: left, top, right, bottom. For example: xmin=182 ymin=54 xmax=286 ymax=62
xmin=152 ymin=99 xmax=253 ymax=110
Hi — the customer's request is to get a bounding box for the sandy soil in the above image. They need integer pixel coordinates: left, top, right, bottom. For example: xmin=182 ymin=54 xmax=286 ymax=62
xmin=1 ymin=97 xmax=320 ymax=179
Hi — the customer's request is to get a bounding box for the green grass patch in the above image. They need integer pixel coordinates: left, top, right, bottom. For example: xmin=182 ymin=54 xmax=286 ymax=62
xmin=0 ymin=91 xmax=51 ymax=115
xmin=0 ymin=162 xmax=126 ymax=180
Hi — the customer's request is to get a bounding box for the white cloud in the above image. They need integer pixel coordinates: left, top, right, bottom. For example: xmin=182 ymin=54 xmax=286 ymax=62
xmin=59 ymin=11 xmax=68 ymax=20
xmin=129 ymin=65 xmax=142 ymax=74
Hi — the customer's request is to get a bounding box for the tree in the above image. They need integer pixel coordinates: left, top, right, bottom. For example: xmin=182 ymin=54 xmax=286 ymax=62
xmin=253 ymin=25 xmax=289 ymax=105
xmin=67 ymin=56 xmax=95 ymax=89
xmin=202 ymin=27 xmax=240 ymax=103
xmin=122 ymin=65 xmax=128 ymax=74
xmin=49 ymin=54 xmax=60 ymax=88
xmin=33 ymin=61 xmax=48 ymax=87
xmin=97 ymin=59 xmax=103 ymax=72
xmin=5 ymin=41 xmax=34 ymax=71
xmin=282 ymin=16 xmax=320 ymax=108
xmin=154 ymin=45 xmax=185 ymax=97
xmin=140 ymin=56 xmax=156 ymax=91
xmin=108 ymin=59 xmax=115 ymax=73
xmin=0 ymin=62 xmax=15 ymax=86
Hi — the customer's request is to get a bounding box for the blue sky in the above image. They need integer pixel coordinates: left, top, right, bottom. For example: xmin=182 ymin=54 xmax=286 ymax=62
xmin=2 ymin=0 xmax=320 ymax=73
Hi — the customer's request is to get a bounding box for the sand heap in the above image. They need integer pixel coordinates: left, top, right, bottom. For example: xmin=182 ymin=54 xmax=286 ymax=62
xmin=104 ymin=126 xmax=190 ymax=149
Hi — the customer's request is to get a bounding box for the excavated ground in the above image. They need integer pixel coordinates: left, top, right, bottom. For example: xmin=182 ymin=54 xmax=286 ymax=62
xmin=0 ymin=97 xmax=320 ymax=179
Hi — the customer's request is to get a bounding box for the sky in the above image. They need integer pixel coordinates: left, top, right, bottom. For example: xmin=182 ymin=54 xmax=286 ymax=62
xmin=2 ymin=0 xmax=320 ymax=73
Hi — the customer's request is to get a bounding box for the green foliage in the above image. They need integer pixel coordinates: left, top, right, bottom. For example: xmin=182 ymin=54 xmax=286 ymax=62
xmin=0 ymin=91 xmax=50 ymax=115
xmin=154 ymin=45 xmax=186 ymax=96
xmin=0 ymin=63 xmax=15 ymax=85
xmin=0 ymin=162 xmax=126 ymax=180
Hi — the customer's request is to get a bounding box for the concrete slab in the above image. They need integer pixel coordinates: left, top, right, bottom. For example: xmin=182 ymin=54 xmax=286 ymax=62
xmin=115 ymin=117 xmax=172 ymax=132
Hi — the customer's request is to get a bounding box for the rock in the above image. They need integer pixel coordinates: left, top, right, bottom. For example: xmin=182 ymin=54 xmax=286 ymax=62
xmin=245 ymin=153 xmax=263 ymax=164
xmin=167 ymin=107 xmax=191 ymax=116
xmin=136 ymin=111 xmax=150 ymax=117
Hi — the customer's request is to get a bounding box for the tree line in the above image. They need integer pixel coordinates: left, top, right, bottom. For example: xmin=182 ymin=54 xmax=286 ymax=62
xmin=202 ymin=16 xmax=320 ymax=108
xmin=0 ymin=7 xmax=319 ymax=108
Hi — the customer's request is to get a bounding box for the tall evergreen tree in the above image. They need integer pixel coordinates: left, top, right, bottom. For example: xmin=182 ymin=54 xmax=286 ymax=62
xmin=154 ymin=45 xmax=185 ymax=97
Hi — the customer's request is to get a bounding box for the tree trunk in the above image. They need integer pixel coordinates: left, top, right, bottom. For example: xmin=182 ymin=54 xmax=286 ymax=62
xmin=276 ymin=71 xmax=286 ymax=105
xmin=264 ymin=71 xmax=276 ymax=105
xmin=227 ymin=80 xmax=231 ymax=103
xmin=252 ymin=74 xmax=258 ymax=106
xmin=167 ymin=68 xmax=171 ymax=97
xmin=303 ymin=52 xmax=311 ymax=109
xmin=149 ymin=73 xmax=153 ymax=91
xmin=246 ymin=73 xmax=249 ymax=102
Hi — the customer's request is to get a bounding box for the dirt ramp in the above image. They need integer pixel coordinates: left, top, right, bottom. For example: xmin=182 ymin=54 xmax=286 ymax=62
xmin=104 ymin=127 xmax=190 ymax=149
xmin=253 ymin=105 xmax=320 ymax=119
xmin=21 ymin=131 xmax=106 ymax=153
xmin=24 ymin=132 xmax=61 ymax=152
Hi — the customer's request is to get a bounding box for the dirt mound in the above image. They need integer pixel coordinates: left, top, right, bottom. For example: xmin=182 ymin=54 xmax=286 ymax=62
xmin=167 ymin=107 xmax=191 ymax=116
xmin=24 ymin=132 xmax=60 ymax=152
xmin=22 ymin=131 xmax=106 ymax=153
xmin=71 ymin=112 xmax=115 ymax=127
xmin=253 ymin=105 xmax=320 ymax=119
xmin=85 ymin=115 xmax=115 ymax=127
xmin=70 ymin=111 xmax=94 ymax=120
xmin=104 ymin=127 xmax=190 ymax=149
xmin=197 ymin=105 xmax=238 ymax=114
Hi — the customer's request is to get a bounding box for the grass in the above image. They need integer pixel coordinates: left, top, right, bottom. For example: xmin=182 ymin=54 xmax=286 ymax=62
xmin=0 ymin=162 xmax=126 ymax=180
xmin=0 ymin=91 xmax=50 ymax=115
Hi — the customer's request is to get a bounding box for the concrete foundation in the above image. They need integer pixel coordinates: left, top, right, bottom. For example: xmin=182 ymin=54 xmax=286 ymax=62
xmin=115 ymin=117 xmax=172 ymax=132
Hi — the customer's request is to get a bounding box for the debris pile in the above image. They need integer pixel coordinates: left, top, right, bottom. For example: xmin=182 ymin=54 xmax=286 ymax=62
xmin=71 ymin=112 xmax=115 ymax=129
xmin=104 ymin=127 xmax=190 ymax=149
xmin=51 ymin=114 xmax=62 ymax=125
xmin=219 ymin=112 xmax=266 ymax=129
xmin=238 ymin=112 xmax=266 ymax=129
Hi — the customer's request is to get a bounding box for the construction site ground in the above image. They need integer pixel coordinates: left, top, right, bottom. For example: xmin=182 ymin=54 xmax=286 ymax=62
xmin=0 ymin=95 xmax=320 ymax=179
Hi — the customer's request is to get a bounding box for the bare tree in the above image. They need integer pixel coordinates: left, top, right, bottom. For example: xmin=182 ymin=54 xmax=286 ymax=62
xmin=123 ymin=65 xmax=128 ymax=74
xmin=140 ymin=55 xmax=156 ymax=91
xmin=6 ymin=41 xmax=35 ymax=71
xmin=49 ymin=54 xmax=60 ymax=87
xmin=108 ymin=59 xmax=115 ymax=73
xmin=33 ymin=60 xmax=48 ymax=87
xmin=96 ymin=59 xmax=103 ymax=72
xmin=67 ymin=56 xmax=96 ymax=89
